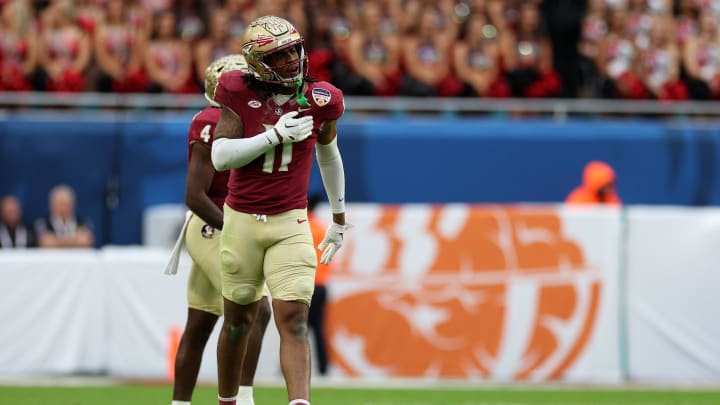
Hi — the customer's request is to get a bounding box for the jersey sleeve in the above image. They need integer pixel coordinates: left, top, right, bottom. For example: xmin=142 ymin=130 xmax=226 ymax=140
xmin=188 ymin=108 xmax=219 ymax=147
xmin=325 ymin=86 xmax=345 ymax=121
xmin=311 ymin=83 xmax=345 ymax=122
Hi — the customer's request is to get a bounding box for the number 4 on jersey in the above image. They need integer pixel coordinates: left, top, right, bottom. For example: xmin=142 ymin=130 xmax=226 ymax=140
xmin=200 ymin=125 xmax=211 ymax=143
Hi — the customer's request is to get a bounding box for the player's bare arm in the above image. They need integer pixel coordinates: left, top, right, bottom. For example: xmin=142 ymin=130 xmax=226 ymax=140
xmin=185 ymin=142 xmax=224 ymax=230
xmin=213 ymin=106 xmax=243 ymax=140
xmin=317 ymin=119 xmax=338 ymax=145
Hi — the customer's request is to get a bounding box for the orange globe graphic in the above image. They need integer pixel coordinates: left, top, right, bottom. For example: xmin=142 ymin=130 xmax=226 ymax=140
xmin=327 ymin=206 xmax=602 ymax=380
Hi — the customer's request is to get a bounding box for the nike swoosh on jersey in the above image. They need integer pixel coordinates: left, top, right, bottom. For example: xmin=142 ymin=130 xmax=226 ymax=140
xmin=297 ymin=218 xmax=307 ymax=224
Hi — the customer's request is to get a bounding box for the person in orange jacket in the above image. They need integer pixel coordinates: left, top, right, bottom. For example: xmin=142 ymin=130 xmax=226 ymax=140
xmin=307 ymin=193 xmax=332 ymax=376
xmin=566 ymin=160 xmax=622 ymax=205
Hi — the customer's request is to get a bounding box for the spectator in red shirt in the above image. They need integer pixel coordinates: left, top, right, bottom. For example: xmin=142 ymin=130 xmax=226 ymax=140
xmin=400 ymin=4 xmax=464 ymax=97
xmin=94 ymin=0 xmax=149 ymax=93
xmin=345 ymin=1 xmax=403 ymax=96
xmin=144 ymin=10 xmax=197 ymax=94
xmin=37 ymin=0 xmax=91 ymax=92
xmin=453 ymin=13 xmax=510 ymax=97
xmin=501 ymin=2 xmax=561 ymax=98
xmin=0 ymin=0 xmax=40 ymax=91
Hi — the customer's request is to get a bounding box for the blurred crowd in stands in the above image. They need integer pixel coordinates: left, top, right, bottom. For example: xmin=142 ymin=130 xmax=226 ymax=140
xmin=1 ymin=0 xmax=719 ymax=99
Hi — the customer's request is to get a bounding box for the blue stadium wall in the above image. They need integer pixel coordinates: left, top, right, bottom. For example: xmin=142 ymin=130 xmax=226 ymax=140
xmin=1 ymin=111 xmax=717 ymax=246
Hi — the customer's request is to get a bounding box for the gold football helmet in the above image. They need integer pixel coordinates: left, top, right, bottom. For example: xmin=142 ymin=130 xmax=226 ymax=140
xmin=241 ymin=15 xmax=307 ymax=87
xmin=204 ymin=54 xmax=248 ymax=106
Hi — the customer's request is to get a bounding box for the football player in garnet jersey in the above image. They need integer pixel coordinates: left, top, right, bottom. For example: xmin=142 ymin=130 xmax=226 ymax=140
xmin=210 ymin=16 xmax=348 ymax=405
xmin=169 ymin=54 xmax=271 ymax=405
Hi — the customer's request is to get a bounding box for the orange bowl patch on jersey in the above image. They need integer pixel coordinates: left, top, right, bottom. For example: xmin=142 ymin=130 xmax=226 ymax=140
xmin=312 ymin=88 xmax=332 ymax=106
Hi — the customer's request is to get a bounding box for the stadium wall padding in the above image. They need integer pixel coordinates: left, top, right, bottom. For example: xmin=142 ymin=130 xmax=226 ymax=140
xmin=2 ymin=205 xmax=720 ymax=382
xmin=1 ymin=112 xmax=718 ymax=245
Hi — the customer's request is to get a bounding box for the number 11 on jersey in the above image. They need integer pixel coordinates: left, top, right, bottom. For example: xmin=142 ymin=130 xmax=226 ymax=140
xmin=262 ymin=144 xmax=293 ymax=173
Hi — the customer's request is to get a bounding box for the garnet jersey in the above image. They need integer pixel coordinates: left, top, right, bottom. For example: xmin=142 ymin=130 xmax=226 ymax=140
xmin=187 ymin=107 xmax=230 ymax=210
xmin=214 ymin=72 xmax=344 ymax=214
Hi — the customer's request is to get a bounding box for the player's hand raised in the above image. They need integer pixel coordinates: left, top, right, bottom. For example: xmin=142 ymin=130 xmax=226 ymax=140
xmin=273 ymin=111 xmax=313 ymax=144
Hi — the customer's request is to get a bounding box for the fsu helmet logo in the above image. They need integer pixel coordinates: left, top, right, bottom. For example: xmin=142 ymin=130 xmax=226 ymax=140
xmin=260 ymin=17 xmax=291 ymax=36
xmin=327 ymin=205 xmax=602 ymax=380
xmin=253 ymin=35 xmax=275 ymax=47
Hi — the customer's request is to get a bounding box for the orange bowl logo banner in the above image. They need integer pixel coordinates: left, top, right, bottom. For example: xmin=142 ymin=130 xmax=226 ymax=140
xmin=326 ymin=204 xmax=622 ymax=381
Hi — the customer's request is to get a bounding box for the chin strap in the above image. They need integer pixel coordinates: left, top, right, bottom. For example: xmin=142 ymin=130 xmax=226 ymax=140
xmin=296 ymin=77 xmax=310 ymax=106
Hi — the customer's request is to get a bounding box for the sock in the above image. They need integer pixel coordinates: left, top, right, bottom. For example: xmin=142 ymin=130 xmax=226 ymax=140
xmin=288 ymin=399 xmax=310 ymax=405
xmin=237 ymin=386 xmax=254 ymax=405
xmin=218 ymin=394 xmax=237 ymax=405
xmin=171 ymin=402 xmax=190 ymax=405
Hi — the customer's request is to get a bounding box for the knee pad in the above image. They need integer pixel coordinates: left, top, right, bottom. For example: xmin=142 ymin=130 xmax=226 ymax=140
xmin=220 ymin=249 xmax=263 ymax=305
xmin=224 ymin=284 xmax=261 ymax=305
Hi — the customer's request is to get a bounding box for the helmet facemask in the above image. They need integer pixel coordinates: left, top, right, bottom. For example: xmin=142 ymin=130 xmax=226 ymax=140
xmin=258 ymin=41 xmax=308 ymax=88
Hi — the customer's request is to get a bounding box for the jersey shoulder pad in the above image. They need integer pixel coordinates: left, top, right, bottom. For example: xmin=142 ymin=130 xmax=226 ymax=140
xmin=193 ymin=106 xmax=221 ymax=125
xmin=217 ymin=71 xmax=250 ymax=93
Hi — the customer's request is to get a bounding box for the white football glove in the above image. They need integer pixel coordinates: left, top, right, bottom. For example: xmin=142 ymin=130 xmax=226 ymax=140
xmin=318 ymin=222 xmax=348 ymax=264
xmin=273 ymin=111 xmax=314 ymax=144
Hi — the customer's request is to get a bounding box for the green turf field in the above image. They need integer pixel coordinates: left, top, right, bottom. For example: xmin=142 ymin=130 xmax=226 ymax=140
xmin=0 ymin=385 xmax=719 ymax=405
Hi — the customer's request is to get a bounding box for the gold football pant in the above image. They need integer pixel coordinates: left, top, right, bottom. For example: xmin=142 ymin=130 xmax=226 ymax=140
xmin=220 ymin=205 xmax=316 ymax=306
xmin=185 ymin=213 xmax=224 ymax=315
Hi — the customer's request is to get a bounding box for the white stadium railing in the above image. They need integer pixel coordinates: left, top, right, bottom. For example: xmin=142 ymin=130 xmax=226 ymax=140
xmin=2 ymin=91 xmax=720 ymax=120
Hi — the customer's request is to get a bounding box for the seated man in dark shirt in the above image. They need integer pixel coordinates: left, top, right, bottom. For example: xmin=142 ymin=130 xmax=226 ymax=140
xmin=0 ymin=195 xmax=37 ymax=248
xmin=35 ymin=185 xmax=94 ymax=248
